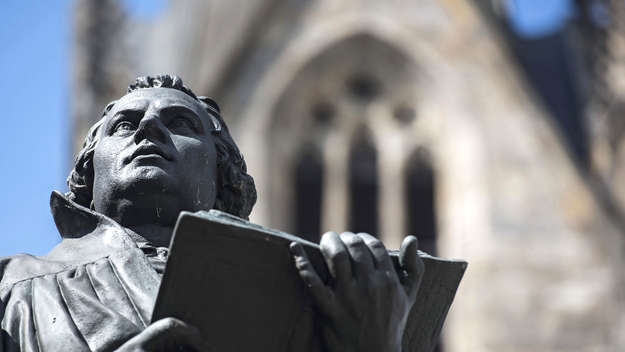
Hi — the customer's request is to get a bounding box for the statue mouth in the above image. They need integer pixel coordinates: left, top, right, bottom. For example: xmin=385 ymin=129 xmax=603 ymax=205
xmin=129 ymin=144 xmax=173 ymax=162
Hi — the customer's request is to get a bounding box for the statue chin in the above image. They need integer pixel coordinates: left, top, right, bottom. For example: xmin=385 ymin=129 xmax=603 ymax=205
xmin=129 ymin=165 xmax=171 ymax=182
xmin=117 ymin=164 xmax=177 ymax=192
xmin=109 ymin=194 xmax=183 ymax=228
xmin=92 ymin=172 xmax=182 ymax=223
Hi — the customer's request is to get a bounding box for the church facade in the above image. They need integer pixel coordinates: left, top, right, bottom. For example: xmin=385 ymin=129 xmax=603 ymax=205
xmin=72 ymin=1 xmax=625 ymax=350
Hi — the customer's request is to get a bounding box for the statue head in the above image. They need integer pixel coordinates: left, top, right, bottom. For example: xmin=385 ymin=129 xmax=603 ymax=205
xmin=66 ymin=75 xmax=256 ymax=226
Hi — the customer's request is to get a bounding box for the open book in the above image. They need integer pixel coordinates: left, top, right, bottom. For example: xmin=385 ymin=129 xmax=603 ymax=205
xmin=152 ymin=210 xmax=467 ymax=352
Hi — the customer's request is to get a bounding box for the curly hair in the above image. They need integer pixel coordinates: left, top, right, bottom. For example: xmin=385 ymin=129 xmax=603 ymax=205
xmin=66 ymin=74 xmax=257 ymax=219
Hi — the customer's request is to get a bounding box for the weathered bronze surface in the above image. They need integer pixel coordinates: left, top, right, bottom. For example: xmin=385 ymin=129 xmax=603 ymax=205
xmin=0 ymin=75 xmax=462 ymax=352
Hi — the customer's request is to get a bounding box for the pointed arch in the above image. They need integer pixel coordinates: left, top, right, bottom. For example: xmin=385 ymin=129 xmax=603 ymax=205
xmin=259 ymin=31 xmax=420 ymax=234
xmin=404 ymin=147 xmax=437 ymax=255
xmin=269 ymin=31 xmax=419 ymax=132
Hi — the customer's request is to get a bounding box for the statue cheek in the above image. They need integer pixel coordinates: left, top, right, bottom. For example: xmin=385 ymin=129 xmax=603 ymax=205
xmin=92 ymin=151 xmax=113 ymax=179
xmin=92 ymin=141 xmax=125 ymax=190
xmin=191 ymin=179 xmax=217 ymax=211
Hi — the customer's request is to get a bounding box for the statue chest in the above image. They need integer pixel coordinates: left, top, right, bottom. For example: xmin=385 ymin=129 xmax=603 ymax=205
xmin=0 ymin=250 xmax=160 ymax=352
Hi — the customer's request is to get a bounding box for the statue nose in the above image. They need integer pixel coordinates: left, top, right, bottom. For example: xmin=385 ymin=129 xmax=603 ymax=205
xmin=134 ymin=114 xmax=167 ymax=144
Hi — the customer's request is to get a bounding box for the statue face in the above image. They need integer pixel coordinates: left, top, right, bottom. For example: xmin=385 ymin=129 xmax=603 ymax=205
xmin=92 ymin=88 xmax=218 ymax=226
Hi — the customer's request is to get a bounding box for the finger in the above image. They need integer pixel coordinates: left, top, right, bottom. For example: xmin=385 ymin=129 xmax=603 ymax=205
xmin=399 ymin=236 xmax=425 ymax=300
xmin=319 ymin=232 xmax=353 ymax=285
xmin=358 ymin=233 xmax=393 ymax=271
xmin=340 ymin=232 xmax=375 ymax=278
xmin=290 ymin=242 xmax=336 ymax=316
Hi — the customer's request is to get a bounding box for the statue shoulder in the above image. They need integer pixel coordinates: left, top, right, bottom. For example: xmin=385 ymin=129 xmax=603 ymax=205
xmin=0 ymin=253 xmax=69 ymax=294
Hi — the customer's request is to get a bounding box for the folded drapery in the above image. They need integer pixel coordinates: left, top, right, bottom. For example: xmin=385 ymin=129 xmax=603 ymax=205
xmin=0 ymin=192 xmax=161 ymax=352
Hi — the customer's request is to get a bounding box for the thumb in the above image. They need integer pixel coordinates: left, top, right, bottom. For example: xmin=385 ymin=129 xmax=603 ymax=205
xmin=399 ymin=235 xmax=425 ymax=300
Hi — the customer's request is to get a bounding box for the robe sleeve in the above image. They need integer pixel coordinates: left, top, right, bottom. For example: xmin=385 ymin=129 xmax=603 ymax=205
xmin=0 ymin=249 xmax=160 ymax=352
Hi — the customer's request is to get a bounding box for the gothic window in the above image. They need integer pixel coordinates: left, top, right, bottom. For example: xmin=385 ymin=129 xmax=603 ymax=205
xmin=348 ymin=130 xmax=379 ymax=236
xmin=405 ymin=148 xmax=437 ymax=255
xmin=294 ymin=144 xmax=324 ymax=243
xmin=274 ymin=33 xmax=418 ymax=244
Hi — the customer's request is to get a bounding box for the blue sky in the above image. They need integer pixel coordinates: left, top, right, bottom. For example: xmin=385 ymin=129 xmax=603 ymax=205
xmin=0 ymin=0 xmax=166 ymax=257
xmin=0 ymin=0 xmax=570 ymax=257
xmin=505 ymin=0 xmax=573 ymax=38
xmin=0 ymin=1 xmax=70 ymax=256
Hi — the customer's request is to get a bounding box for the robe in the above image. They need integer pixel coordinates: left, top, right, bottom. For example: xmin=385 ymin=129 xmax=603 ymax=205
xmin=0 ymin=192 xmax=324 ymax=352
xmin=0 ymin=191 xmax=163 ymax=351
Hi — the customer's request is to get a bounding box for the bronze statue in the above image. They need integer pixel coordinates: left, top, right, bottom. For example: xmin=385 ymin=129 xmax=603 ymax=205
xmin=0 ymin=75 xmax=423 ymax=351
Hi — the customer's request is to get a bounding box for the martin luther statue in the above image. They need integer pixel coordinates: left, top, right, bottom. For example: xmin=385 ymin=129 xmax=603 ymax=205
xmin=0 ymin=75 xmax=424 ymax=351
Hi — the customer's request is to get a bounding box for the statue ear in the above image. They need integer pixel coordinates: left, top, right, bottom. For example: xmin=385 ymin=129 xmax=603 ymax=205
xmin=198 ymin=96 xmax=222 ymax=132
xmin=198 ymin=96 xmax=220 ymax=113
xmin=102 ymin=100 xmax=117 ymax=116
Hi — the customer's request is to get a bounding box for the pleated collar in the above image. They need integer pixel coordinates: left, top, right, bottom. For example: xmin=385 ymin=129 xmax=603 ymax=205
xmin=45 ymin=191 xmax=140 ymax=263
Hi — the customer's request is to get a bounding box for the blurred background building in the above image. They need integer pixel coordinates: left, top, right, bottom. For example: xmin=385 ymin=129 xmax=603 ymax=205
xmin=70 ymin=0 xmax=625 ymax=350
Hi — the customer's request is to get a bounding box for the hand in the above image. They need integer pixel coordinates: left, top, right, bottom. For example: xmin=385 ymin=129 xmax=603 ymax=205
xmin=290 ymin=232 xmax=424 ymax=352
xmin=115 ymin=317 xmax=208 ymax=352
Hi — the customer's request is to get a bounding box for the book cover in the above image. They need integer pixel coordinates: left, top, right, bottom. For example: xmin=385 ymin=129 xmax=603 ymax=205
xmin=152 ymin=210 xmax=467 ymax=352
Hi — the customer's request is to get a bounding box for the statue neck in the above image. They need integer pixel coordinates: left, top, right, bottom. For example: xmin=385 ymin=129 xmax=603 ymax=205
xmin=125 ymin=223 xmax=174 ymax=248
xmin=94 ymin=198 xmax=179 ymax=247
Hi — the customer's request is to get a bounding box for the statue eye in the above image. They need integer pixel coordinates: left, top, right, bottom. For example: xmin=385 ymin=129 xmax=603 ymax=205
xmin=168 ymin=116 xmax=195 ymax=132
xmin=113 ymin=121 xmax=136 ymax=134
